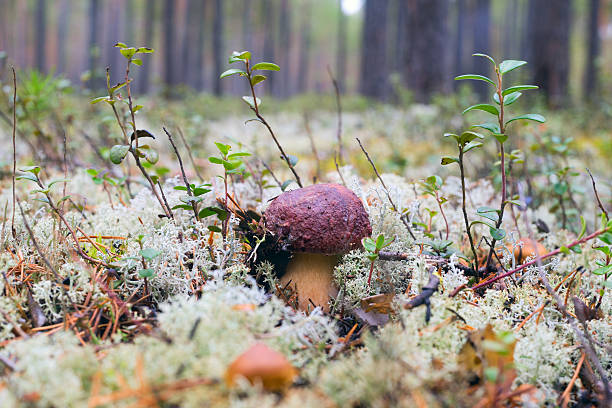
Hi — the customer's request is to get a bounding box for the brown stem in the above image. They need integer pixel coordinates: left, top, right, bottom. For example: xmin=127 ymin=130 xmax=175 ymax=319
xmin=164 ymin=127 xmax=199 ymax=221
xmin=327 ymin=65 xmax=343 ymax=164
xmin=11 ymin=67 xmax=16 ymax=238
xmin=459 ymin=148 xmax=479 ymax=273
xmin=246 ymin=60 xmax=303 ymax=188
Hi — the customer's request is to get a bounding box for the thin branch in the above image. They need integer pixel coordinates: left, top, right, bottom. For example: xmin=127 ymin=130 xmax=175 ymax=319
xmin=587 ymin=168 xmax=609 ymax=220
xmin=176 ymin=125 xmax=204 ymax=182
xmin=403 ymin=270 xmax=439 ymax=323
xmin=164 ymin=127 xmax=199 ymax=220
xmin=302 ymin=112 xmax=321 ymax=182
xmin=11 ymin=67 xmax=16 ymax=238
xmin=334 ymin=151 xmax=346 ymax=186
xmin=356 ymin=137 xmax=416 ymax=240
xmin=327 ymin=65 xmax=343 ymax=164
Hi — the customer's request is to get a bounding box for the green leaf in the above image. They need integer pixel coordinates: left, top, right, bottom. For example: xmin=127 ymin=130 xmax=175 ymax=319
xmin=506 ymin=113 xmax=546 ymax=125
xmin=493 ymin=133 xmax=508 ymax=144
xmin=222 ymin=159 xmax=241 ymax=171
xmin=463 ymin=140 xmax=483 ymax=153
xmin=593 ymin=264 xmax=612 ymax=275
xmin=136 ymin=47 xmax=154 ymax=54
xmin=502 ymin=85 xmax=538 ymax=96
xmin=16 ymin=173 xmax=39 ymax=183
xmin=493 ymin=91 xmax=521 ymax=105
xmin=114 ymin=42 xmax=128 ymax=48
xmin=251 ymin=74 xmax=267 ymax=86
xmin=288 ymin=155 xmax=299 ymax=167
xmin=281 ymin=180 xmax=293 ymax=191
xmin=220 ymin=68 xmax=246 ymax=79
xmin=138 ymin=268 xmax=155 ymax=278
xmin=120 ymin=47 xmax=137 ymax=59
xmin=454 ymin=74 xmax=496 ymax=86
xmin=48 ymin=179 xmax=70 ymax=188
xmin=463 ymin=104 xmax=499 ymax=116
xmin=443 ymin=133 xmax=459 ymax=143
xmin=441 ymin=156 xmax=459 ymax=165
xmin=490 ymin=227 xmax=506 ymax=240
xmin=229 ymin=51 xmax=251 ymax=63
xmin=227 ymin=152 xmax=251 ymax=159
xmin=375 ymin=234 xmax=385 ymax=249
xmin=21 ymin=166 xmax=41 ymax=175
xmin=91 ymin=96 xmax=110 ymax=104
xmin=131 ymin=58 xmax=142 ymax=66
xmin=209 ymin=157 xmax=223 ymax=165
xmin=560 ymin=246 xmax=570 ymax=255
xmin=109 ymin=145 xmax=130 ymax=164
xmin=214 ymin=142 xmax=231 ymax=155
xmin=251 ymin=62 xmax=280 ymax=71
xmin=242 ymin=96 xmax=261 ymax=109
xmin=172 ymin=204 xmax=193 ymax=211
xmin=472 ymin=53 xmax=496 ymax=65
xmin=144 ymin=148 xmax=158 ymax=164
xmin=499 ymin=60 xmax=527 ymax=74
xmin=472 ymin=122 xmax=500 ymax=134
xmin=139 ymin=248 xmax=161 ymax=260
xmin=208 ymin=225 xmax=222 ymax=233
xmin=199 ymin=207 xmax=217 ymax=218
xmin=459 ymin=131 xmax=484 ymax=144
xmin=579 ymin=216 xmax=587 ymax=239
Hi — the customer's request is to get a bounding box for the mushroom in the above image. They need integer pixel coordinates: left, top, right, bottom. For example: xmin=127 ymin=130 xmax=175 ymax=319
xmin=264 ymin=183 xmax=372 ymax=312
xmin=224 ymin=342 xmax=297 ymax=391
xmin=508 ymin=237 xmax=547 ymax=263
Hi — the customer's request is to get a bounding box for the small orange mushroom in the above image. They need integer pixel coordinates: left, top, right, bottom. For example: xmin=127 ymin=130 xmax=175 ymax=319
xmin=224 ymin=343 xmax=297 ymax=391
xmin=507 ymin=237 xmax=547 ymax=263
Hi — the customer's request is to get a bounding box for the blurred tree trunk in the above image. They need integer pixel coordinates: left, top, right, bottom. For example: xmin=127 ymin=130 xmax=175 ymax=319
xmin=138 ymin=0 xmax=156 ymax=94
xmin=584 ymin=0 xmax=601 ymax=101
xmin=453 ymin=0 xmax=465 ymax=88
xmin=181 ymin=0 xmax=197 ymax=87
xmin=394 ymin=0 xmax=409 ymax=78
xmin=57 ymin=0 xmax=71 ymax=76
xmin=262 ymin=0 xmax=276 ymax=95
xmin=195 ymin=0 xmax=207 ymax=91
xmin=212 ymin=0 xmax=224 ymax=96
xmin=528 ymin=0 xmax=571 ymax=107
xmin=360 ymin=0 xmax=389 ymax=100
xmin=277 ymin=0 xmax=291 ymax=97
xmin=87 ymin=0 xmax=101 ymax=89
xmin=405 ymin=0 xmax=450 ymax=102
xmin=336 ymin=0 xmax=347 ymax=93
xmin=472 ymin=0 xmax=491 ymax=99
xmin=297 ymin=2 xmax=311 ymax=94
xmin=34 ymin=0 xmax=47 ymax=73
xmin=503 ymin=0 xmax=519 ymax=57
xmin=105 ymin=0 xmax=122 ymax=83
xmin=125 ymin=0 xmax=135 ymax=45
xmin=163 ymin=0 xmax=176 ymax=89
xmin=242 ymin=1 xmax=252 ymax=53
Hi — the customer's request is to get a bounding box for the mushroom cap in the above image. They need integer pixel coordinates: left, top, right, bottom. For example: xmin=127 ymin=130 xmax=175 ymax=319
xmin=224 ymin=343 xmax=297 ymax=391
xmin=264 ymin=184 xmax=372 ymax=255
xmin=509 ymin=237 xmax=546 ymax=263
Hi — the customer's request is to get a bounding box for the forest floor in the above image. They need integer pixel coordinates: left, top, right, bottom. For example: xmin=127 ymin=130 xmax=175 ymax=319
xmin=0 ymin=91 xmax=610 ymax=407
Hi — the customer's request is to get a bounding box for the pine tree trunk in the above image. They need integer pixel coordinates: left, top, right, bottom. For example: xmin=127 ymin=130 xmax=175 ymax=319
xmin=453 ymin=0 xmax=465 ymax=88
xmin=528 ymin=0 xmax=571 ymax=107
xmin=278 ymin=0 xmax=291 ymax=97
xmin=336 ymin=0 xmax=347 ymax=93
xmin=472 ymin=0 xmax=491 ymax=99
xmin=139 ymin=0 xmax=156 ymax=94
xmin=262 ymin=0 xmax=276 ymax=95
xmin=163 ymin=0 xmax=176 ymax=89
xmin=405 ymin=0 xmax=450 ymax=102
xmin=584 ymin=0 xmax=600 ymax=101
xmin=297 ymin=2 xmax=312 ymax=94
xmin=34 ymin=0 xmax=47 ymax=73
xmin=57 ymin=0 xmax=71 ymax=76
xmin=87 ymin=0 xmax=101 ymax=90
xmin=212 ymin=0 xmax=224 ymax=96
xmin=195 ymin=0 xmax=207 ymax=92
xmin=360 ymin=0 xmax=389 ymax=100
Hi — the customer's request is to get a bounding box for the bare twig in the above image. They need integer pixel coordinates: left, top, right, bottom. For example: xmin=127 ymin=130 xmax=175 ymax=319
xmin=517 ymin=184 xmax=610 ymax=405
xmin=164 ymin=127 xmax=199 ymax=221
xmin=11 ymin=67 xmax=16 ymax=238
xmin=403 ymin=270 xmax=439 ymax=323
xmin=586 ymin=168 xmax=609 ymax=220
xmin=302 ymin=112 xmax=321 ymax=182
xmin=334 ymin=151 xmax=346 ymax=186
xmin=245 ymin=60 xmax=303 ymax=188
xmin=176 ymin=125 xmax=204 ymax=182
xmin=260 ymin=160 xmax=282 ymax=189
xmin=356 ymin=137 xmax=416 ymax=240
xmin=327 ymin=65 xmax=343 ymax=164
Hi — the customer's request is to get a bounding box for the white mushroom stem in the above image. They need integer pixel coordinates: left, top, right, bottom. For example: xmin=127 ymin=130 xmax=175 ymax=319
xmin=279 ymin=253 xmax=339 ymax=313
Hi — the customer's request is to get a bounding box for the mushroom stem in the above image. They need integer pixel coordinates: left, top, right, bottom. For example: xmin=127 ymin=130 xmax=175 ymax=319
xmin=280 ymin=253 xmax=339 ymax=313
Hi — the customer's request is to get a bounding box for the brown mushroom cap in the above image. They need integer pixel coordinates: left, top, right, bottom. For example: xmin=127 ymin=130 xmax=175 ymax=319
xmin=224 ymin=343 xmax=297 ymax=391
xmin=264 ymin=183 xmax=372 ymax=255
xmin=508 ymin=237 xmax=547 ymax=263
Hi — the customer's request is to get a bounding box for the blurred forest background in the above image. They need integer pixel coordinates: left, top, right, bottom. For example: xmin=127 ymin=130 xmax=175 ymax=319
xmin=0 ymin=0 xmax=611 ymax=107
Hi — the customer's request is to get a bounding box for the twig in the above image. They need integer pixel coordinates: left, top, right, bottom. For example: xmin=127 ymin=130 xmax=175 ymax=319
xmin=327 ymin=65 xmax=343 ymax=164
xmin=176 ymin=125 xmax=204 ymax=182
xmin=164 ymin=127 xmax=199 ymax=220
xmin=403 ymin=270 xmax=439 ymax=323
xmin=559 ymin=351 xmax=586 ymax=408
xmin=356 ymin=137 xmax=417 ymax=240
xmin=334 ymin=151 xmax=346 ymax=186
xmin=11 ymin=67 xmax=16 ymax=238
xmin=260 ymin=160 xmax=282 ymax=189
xmin=245 ymin=60 xmax=303 ymax=188
xmin=517 ymin=184 xmax=610 ymax=405
xmin=302 ymin=112 xmax=321 ymax=182
xmin=586 ymin=168 xmax=609 ymax=219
